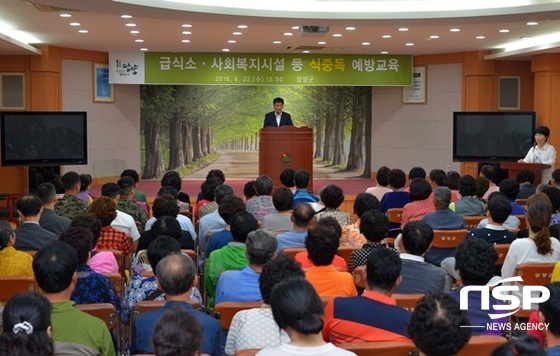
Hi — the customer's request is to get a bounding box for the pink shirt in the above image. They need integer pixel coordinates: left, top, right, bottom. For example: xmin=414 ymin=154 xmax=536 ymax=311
xmin=88 ymin=249 xmax=119 ymax=274
xmin=401 ymin=198 xmax=436 ymax=229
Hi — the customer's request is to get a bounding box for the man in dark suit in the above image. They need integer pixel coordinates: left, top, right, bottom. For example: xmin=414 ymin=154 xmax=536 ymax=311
xmin=263 ymin=97 xmax=293 ymax=128
xmin=14 ymin=194 xmax=57 ymax=251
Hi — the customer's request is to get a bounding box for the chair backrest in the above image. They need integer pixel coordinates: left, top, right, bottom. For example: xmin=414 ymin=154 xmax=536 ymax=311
xmin=0 ymin=276 xmax=37 ymax=303
xmin=75 ymin=303 xmax=121 ymax=353
xmin=214 ymin=301 xmax=264 ymax=329
xmin=392 ymin=293 xmax=424 ymax=312
xmin=339 ymin=340 xmax=416 ymax=356
xmin=514 ymin=215 xmax=527 ymax=230
xmin=101 ymin=249 xmax=126 ymax=278
xmin=515 ymin=199 xmax=528 ymax=207
xmin=353 ymin=265 xmax=367 ymax=289
xmin=431 ymin=230 xmax=468 ymax=249
xmin=493 ymin=244 xmax=510 ymax=265
xmin=102 ymin=272 xmax=123 ymax=298
xmin=234 ymin=349 xmax=261 ymax=356
xmin=280 ymin=247 xmax=306 ymax=260
xmin=6 ymin=194 xmax=21 ymax=227
xmin=182 ymin=249 xmax=196 ymax=259
xmin=386 ymin=208 xmax=404 ymax=224
xmin=463 ymin=216 xmax=484 ymax=231
xmin=321 ymin=296 xmax=334 ymax=307
xmin=457 ymin=335 xmax=507 ymax=355
xmin=337 ymin=245 xmax=359 ymax=267
xmin=513 ymin=263 xmax=555 ymax=286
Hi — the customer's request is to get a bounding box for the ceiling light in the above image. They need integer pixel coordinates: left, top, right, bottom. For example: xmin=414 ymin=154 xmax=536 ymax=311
xmin=405 ymin=42 xmax=414 ymax=46
xmin=181 ymin=39 xmax=190 ymax=43
xmin=346 ymin=26 xmax=356 ymax=31
xmin=182 ymin=24 xmax=192 ymax=28
xmin=382 ymin=35 xmax=391 ymax=39
xmin=273 ymin=40 xmax=282 ymax=44
xmin=284 ymin=32 xmax=293 ymax=36
xmin=476 ymin=35 xmax=486 ymax=39
xmin=291 ymin=26 xmax=299 ymax=30
xmin=59 ymin=13 xmax=71 ymax=18
xmin=237 ymin=25 xmax=248 ymax=29
xmin=182 ymin=31 xmax=191 ymax=35
xmin=78 ymin=30 xmax=88 ymax=33
xmin=302 ymin=50 xmax=310 ymax=53
xmin=381 ymin=51 xmax=389 ymax=54
xmin=527 ymin=21 xmax=539 ymax=26
xmin=126 ymin=23 xmax=136 ymax=27
xmin=361 ymin=42 xmax=370 ymax=46
xmin=69 ymin=22 xmax=80 ymax=26
xmin=228 ymin=40 xmax=236 ymax=43
xmin=140 ymin=48 xmax=148 ymax=51
xmin=429 ymin=35 xmax=439 ymax=39
xmin=399 ymin=28 xmax=409 ymax=32
xmin=135 ymin=39 xmax=144 ymax=42
xmin=232 ymin=31 xmax=242 ymax=35
xmin=317 ymin=41 xmax=326 ymax=45
xmin=499 ymin=29 xmax=510 ymax=33
xmin=130 ymin=30 xmax=140 ymax=34
xmin=333 ymin=33 xmax=342 ymax=37
xmin=222 ymin=48 xmax=230 ymax=52
xmin=121 ymin=15 xmax=132 ymax=19
xmin=450 ymin=28 xmax=460 ymax=32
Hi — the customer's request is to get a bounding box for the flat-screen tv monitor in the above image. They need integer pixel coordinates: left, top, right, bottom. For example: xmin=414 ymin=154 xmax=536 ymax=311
xmin=453 ymin=111 xmax=535 ymax=162
xmin=1 ymin=111 xmax=87 ymax=166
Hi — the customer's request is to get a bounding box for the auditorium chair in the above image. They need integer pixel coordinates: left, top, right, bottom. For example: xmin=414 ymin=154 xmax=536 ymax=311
xmin=213 ymin=301 xmax=264 ymax=330
xmin=280 ymin=247 xmax=306 ymax=260
xmin=353 ymin=265 xmax=366 ymax=289
xmin=511 ymin=263 xmax=555 ymax=319
xmin=463 ymin=215 xmax=484 ymax=231
xmin=76 ymin=303 xmax=122 ymax=354
xmin=431 ymin=229 xmax=468 ymax=249
xmin=0 ymin=276 xmax=37 ymax=304
xmin=234 ymin=349 xmax=260 ymax=356
xmin=514 ymin=215 xmax=527 ymax=230
xmin=103 ymin=272 xmax=124 ymax=298
xmin=392 ymin=293 xmax=424 ymax=312
xmin=339 ymin=340 xmax=416 ymax=356
xmin=337 ymin=245 xmax=359 ymax=268
xmin=457 ymin=335 xmax=507 ymax=355
xmin=493 ymin=243 xmax=510 ymax=266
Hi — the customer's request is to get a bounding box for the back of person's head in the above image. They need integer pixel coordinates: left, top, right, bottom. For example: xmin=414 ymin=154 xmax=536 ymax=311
xmin=515 ymin=169 xmax=536 ymax=185
xmin=243 ymin=181 xmax=256 ymax=200
xmin=152 ymin=308 xmax=203 ymax=356
xmin=246 ymin=229 xmax=277 ymax=266
xmin=0 ymin=221 xmax=14 ymax=250
xmin=51 ymin=177 xmax=65 ymax=195
xmin=259 ymin=256 xmax=305 ymax=304
xmin=433 ymin=186 xmax=452 ymax=209
xmin=255 ymin=175 xmax=274 ymax=196
xmin=429 ymin=169 xmax=447 ymax=187
xmin=272 ymin=187 xmax=293 ymax=211
xmin=206 ymin=169 xmax=225 ymax=184
xmin=270 ymin=278 xmax=324 ymax=335
xmin=58 ymin=227 xmax=94 ymax=265
xmin=539 ymin=282 xmax=560 ymax=337
xmin=280 ymin=168 xmax=295 ymax=188
xmin=88 ymin=196 xmax=117 ymax=227
xmin=0 ymin=292 xmax=53 ymax=356
xmin=409 ymin=166 xmax=426 ymax=180
xmin=526 ymin=193 xmax=553 ymax=255
xmin=157 ymin=186 xmax=179 ymax=199
xmin=230 ymin=211 xmax=258 ymax=243
xmin=120 ymin=169 xmax=140 ymax=183
xmin=538 ymin=184 xmax=560 ymax=212
xmin=319 ymin=184 xmax=345 ymax=209
xmin=151 ymin=216 xmax=183 ymax=241
xmin=365 ymin=248 xmax=401 ymax=292
xmin=480 ymin=165 xmax=496 ymax=181
xmin=409 ymin=178 xmax=432 ymax=201
xmin=487 ymin=194 xmax=513 ymax=224
xmin=71 ymin=214 xmax=102 ymax=245
xmin=215 ymin=184 xmax=235 ymax=205
xmin=152 ymin=194 xmax=180 ymax=219
xmin=353 ymin=193 xmax=380 ymax=217
xmin=33 ymin=241 xmax=78 ymax=293
xmin=218 ymin=195 xmax=246 ymax=224
xmin=317 ymin=216 xmax=342 ymax=238
xmin=62 ymin=171 xmax=81 ymax=191
xmin=117 ymin=176 xmax=135 ymax=197
xmin=499 ymin=178 xmax=520 ymax=200
xmin=475 ymin=176 xmax=490 ymax=199
xmin=16 ymin=195 xmax=42 ymax=217
xmin=360 ymin=210 xmax=389 ymax=243
xmin=101 ymin=182 xmax=120 ymax=199
xmin=552 ymin=169 xmax=560 ymax=185
xmin=156 ymin=253 xmax=196 ymax=295
xmin=79 ymin=174 xmax=92 ymax=192
xmin=201 ymin=178 xmax=221 ymax=201
xmin=305 ymin=225 xmax=339 ymax=266
xmin=147 ymin=236 xmax=182 ymax=272
xmin=535 ymin=125 xmax=551 ymax=138
xmin=294 ymin=169 xmax=311 ymax=189
xmin=458 ymin=174 xmax=477 ymax=197
xmin=161 ymin=171 xmax=182 ymax=191
xmin=387 ymin=169 xmax=406 ymax=189
xmin=445 ymin=171 xmax=461 ymax=190
xmin=376 ymin=166 xmax=391 ymax=187
xmin=491 ymin=334 xmax=546 ymax=356
xmin=292 ymin=203 xmax=315 ymax=228
xmin=455 ymin=237 xmax=497 ymax=285
xmin=408 ymin=293 xmax=471 ymax=356
xmin=37 ymin=182 xmax=56 ymax=205
xmin=402 ymin=221 xmax=433 ymax=256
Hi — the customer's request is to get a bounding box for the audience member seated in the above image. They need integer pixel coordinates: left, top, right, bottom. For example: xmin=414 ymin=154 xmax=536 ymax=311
xmin=349 ymin=210 xmax=392 ymax=272
xmin=58 ymin=227 xmax=121 ymax=314
xmin=205 ymin=195 xmax=246 ymax=259
xmin=552 ymin=169 xmax=560 ymax=188
xmin=246 ymin=175 xmax=278 ymax=221
xmin=314 ymin=184 xmax=352 ymax=228
xmin=477 ymin=192 xmax=521 ymax=231
xmin=408 ymin=293 xmax=471 ymax=356
xmin=101 ymin=183 xmax=141 ymax=251
xmin=198 ymin=184 xmax=234 ymax=252
xmin=539 ymin=184 xmax=560 ymax=226
xmin=196 ymin=178 xmax=222 ymax=219
xmin=152 ymin=308 xmax=203 ymax=356
xmin=323 ymin=248 xmax=411 ymax=344
xmin=500 ymin=178 xmax=526 ymax=215
xmin=450 ymin=174 xmax=486 ymax=216
xmin=446 ymin=171 xmax=462 ymax=201
xmin=261 ymin=187 xmax=294 ymax=231
xmin=430 ymin=168 xmax=458 ymax=202
xmin=215 ymin=229 xmax=277 ymax=304
xmin=276 ymin=203 xmax=315 ymax=254
xmin=145 ymin=191 xmax=197 ymax=241
xmin=33 ymin=241 xmax=115 ymax=355
xmin=279 ymin=168 xmax=296 ymax=192
xmin=480 ymin=165 xmax=500 ymax=200
xmin=77 ymin=173 xmax=94 ymax=203
xmin=502 ymin=194 xmax=560 ymax=310
xmin=0 ymin=221 xmax=33 ymax=276
xmin=133 ymin=253 xmax=220 ymax=355
xmin=205 ymin=211 xmax=258 ymax=309
xmin=380 ymin=168 xmax=410 ymax=215
xmin=516 ymin=169 xmax=537 ymax=199
xmin=0 ymin=292 xmax=54 ymax=356
xmin=466 ymin=194 xmax=517 ymax=244
xmin=539 ymin=282 xmax=560 ymax=355
xmin=340 ymin=193 xmax=379 ymax=248
xmin=117 ymin=176 xmax=149 ymax=227
xmin=394 ymin=221 xmax=445 ymax=294
xmin=475 ymin=176 xmax=490 ymax=204
xmin=225 ymin=256 xmax=303 ymax=355
xmin=401 ymin=178 xmax=435 ymax=229
xmin=121 ymin=168 xmax=147 ymax=203
xmin=405 ymin=166 xmax=427 ymax=193
xmin=37 ymin=182 xmax=71 ymax=235
xmin=446 ymin=237 xmax=507 ymax=335
xmin=365 ymin=165 xmax=392 ymax=202
xmin=138 ymin=215 xmax=194 ymax=252
xmin=54 ymin=171 xmax=89 ymax=220
xmin=71 ymin=214 xmax=119 ymax=274
xmin=161 ymin=170 xmax=191 ymax=213
xmin=197 ymin=169 xmax=226 ymax=203
xmin=243 ymin=180 xmax=257 ymax=201
xmin=304 ymin=225 xmax=357 ymax=298
xmin=292 ymin=169 xmax=319 ymax=208
xmin=13 ymin=195 xmax=56 ymax=251
xmin=491 ymin=335 xmax=545 ymax=356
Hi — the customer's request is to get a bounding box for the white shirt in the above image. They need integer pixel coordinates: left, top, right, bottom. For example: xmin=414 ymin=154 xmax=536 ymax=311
xmin=111 ymin=210 xmax=140 ymax=241
xmin=257 ymin=343 xmax=356 ymax=356
xmin=275 ymin=112 xmax=282 ymax=127
xmin=365 ymin=186 xmax=392 ymax=202
xmin=522 ymin=142 xmax=557 ymax=184
xmin=145 ymin=214 xmax=197 ymax=240
xmin=477 ymin=215 xmax=520 ymax=231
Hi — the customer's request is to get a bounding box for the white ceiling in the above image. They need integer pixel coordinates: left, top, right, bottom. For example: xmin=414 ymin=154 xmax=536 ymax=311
xmin=1 ymin=0 xmax=560 ymax=60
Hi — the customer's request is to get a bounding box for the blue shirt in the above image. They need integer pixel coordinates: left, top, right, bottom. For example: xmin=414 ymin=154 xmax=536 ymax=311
xmin=198 ymin=210 xmax=226 ymax=252
xmin=215 ymin=266 xmax=262 ymax=304
xmin=292 ymin=190 xmax=319 ymax=208
xmin=510 ymin=201 xmax=525 ymax=215
xmin=205 ymin=230 xmax=233 ymax=259
xmin=276 ymin=230 xmax=307 ymax=253
xmin=547 ymin=346 xmax=560 ymax=356
xmin=133 ymin=301 xmax=221 ymax=355
xmin=71 ymin=265 xmax=122 ymax=315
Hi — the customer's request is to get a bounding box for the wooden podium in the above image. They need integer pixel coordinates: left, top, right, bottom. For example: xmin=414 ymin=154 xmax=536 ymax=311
xmin=259 ymin=126 xmax=313 ymax=190
xmin=499 ymin=162 xmax=551 ymax=185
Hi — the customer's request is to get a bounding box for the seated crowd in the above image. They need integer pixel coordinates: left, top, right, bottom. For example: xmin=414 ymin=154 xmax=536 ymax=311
xmin=1 ymin=165 xmax=560 ymax=356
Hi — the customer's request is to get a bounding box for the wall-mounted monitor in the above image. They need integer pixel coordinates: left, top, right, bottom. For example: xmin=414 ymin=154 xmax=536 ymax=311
xmin=453 ymin=111 xmax=535 ymax=162
xmin=1 ymin=111 xmax=87 ymax=166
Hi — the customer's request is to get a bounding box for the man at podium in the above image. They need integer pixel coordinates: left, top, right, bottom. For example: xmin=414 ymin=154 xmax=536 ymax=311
xmin=263 ymin=97 xmax=293 ymax=128
xmin=518 ymin=125 xmax=556 ymax=184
